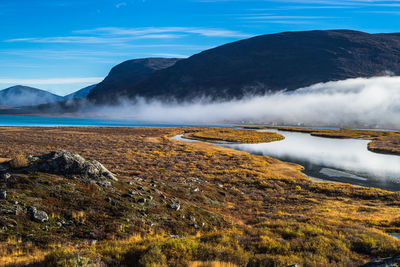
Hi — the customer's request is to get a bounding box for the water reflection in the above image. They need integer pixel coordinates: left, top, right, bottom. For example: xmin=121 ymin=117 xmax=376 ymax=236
xmin=220 ymin=130 xmax=400 ymax=191
xmin=173 ymin=131 xmax=400 ymax=191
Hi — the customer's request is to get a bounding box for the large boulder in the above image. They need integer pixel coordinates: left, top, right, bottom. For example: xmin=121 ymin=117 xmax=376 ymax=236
xmin=29 ymin=151 xmax=117 ymax=183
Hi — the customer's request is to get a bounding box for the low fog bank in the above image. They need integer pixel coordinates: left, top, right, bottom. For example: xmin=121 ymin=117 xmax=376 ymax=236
xmin=89 ymin=76 xmax=400 ymax=129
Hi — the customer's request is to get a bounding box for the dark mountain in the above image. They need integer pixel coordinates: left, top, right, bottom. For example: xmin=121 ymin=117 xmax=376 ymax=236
xmin=64 ymin=84 xmax=97 ymax=99
xmin=87 ymin=58 xmax=181 ymax=103
xmin=0 ymin=85 xmax=63 ymax=107
xmin=88 ymin=30 xmax=400 ymax=102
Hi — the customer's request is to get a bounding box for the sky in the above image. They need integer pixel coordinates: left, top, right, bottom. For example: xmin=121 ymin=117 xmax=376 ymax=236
xmin=1 ymin=0 xmax=400 ymax=96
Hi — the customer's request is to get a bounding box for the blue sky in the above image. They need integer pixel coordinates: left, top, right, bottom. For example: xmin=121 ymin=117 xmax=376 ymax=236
xmin=1 ymin=0 xmax=400 ymax=96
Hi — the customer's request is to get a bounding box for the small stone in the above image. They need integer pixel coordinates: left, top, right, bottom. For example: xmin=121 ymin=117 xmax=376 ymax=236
xmin=193 ymin=187 xmax=200 ymax=192
xmin=168 ymin=201 xmax=180 ymax=211
xmin=154 ymin=189 xmax=162 ymax=195
xmin=56 ymin=222 xmax=62 ymax=227
xmin=11 ymin=206 xmax=22 ymax=215
xmin=96 ymin=180 xmax=111 ymax=187
xmin=0 ymin=190 xmax=6 ymax=200
xmin=0 ymin=173 xmax=10 ymax=180
xmin=127 ymin=181 xmax=134 ymax=185
xmin=32 ymin=210 xmax=49 ymax=223
xmin=137 ymin=198 xmax=147 ymax=204
xmin=148 ymin=196 xmax=153 ymax=200
xmin=139 ymin=210 xmax=148 ymax=216
xmin=190 ymin=216 xmax=196 ymax=222
xmin=133 ymin=177 xmax=143 ymax=182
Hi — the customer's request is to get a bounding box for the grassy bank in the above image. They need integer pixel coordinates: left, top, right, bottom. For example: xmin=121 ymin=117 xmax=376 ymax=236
xmin=0 ymin=127 xmax=400 ymax=266
xmin=183 ymin=128 xmax=284 ymax=143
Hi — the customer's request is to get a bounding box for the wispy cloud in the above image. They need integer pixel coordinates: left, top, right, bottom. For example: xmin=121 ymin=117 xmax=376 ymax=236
xmin=0 ymin=77 xmax=104 ymax=85
xmin=115 ymin=2 xmax=127 ymax=8
xmin=76 ymin=27 xmax=251 ymax=38
xmin=5 ymin=27 xmax=251 ymax=45
xmin=242 ymin=15 xmax=334 ymax=20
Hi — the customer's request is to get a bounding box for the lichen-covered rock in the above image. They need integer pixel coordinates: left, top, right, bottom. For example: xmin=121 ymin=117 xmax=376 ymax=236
xmin=32 ymin=210 xmax=49 ymax=223
xmin=168 ymin=201 xmax=180 ymax=211
xmin=27 ymin=206 xmax=48 ymax=223
xmin=29 ymin=150 xmax=117 ymax=183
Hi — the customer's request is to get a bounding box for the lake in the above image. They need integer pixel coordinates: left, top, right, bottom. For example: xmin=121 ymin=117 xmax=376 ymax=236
xmin=0 ymin=115 xmax=225 ymax=128
xmin=174 ymin=130 xmax=400 ymax=191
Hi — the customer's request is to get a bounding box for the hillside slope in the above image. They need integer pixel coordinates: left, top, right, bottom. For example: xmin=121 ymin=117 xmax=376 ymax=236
xmin=64 ymin=84 xmax=97 ymax=99
xmin=87 ymin=58 xmax=181 ymax=103
xmin=0 ymin=85 xmax=63 ymax=107
xmin=88 ymin=30 xmax=400 ymax=102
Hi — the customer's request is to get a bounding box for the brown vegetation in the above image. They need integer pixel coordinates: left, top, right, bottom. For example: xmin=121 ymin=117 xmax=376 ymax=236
xmin=0 ymin=127 xmax=399 ymax=266
xmin=9 ymin=153 xmax=29 ymax=169
xmin=183 ymin=128 xmax=284 ymax=143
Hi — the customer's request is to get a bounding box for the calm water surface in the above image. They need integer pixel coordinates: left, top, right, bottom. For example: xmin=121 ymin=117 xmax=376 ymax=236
xmin=174 ymin=130 xmax=400 ymax=191
xmin=0 ymin=115 xmax=226 ymax=127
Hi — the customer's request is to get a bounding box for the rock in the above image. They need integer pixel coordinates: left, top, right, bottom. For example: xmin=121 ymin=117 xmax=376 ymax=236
xmin=0 ymin=173 xmax=10 ymax=181
xmin=192 ymin=187 xmax=200 ymax=192
xmin=0 ymin=165 xmax=7 ymax=173
xmin=29 ymin=150 xmax=117 ymax=183
xmin=360 ymin=256 xmax=400 ymax=266
xmin=137 ymin=198 xmax=147 ymax=204
xmin=168 ymin=201 xmax=180 ymax=211
xmin=96 ymin=180 xmax=111 ymax=187
xmin=10 ymin=206 xmax=22 ymax=215
xmin=28 ymin=206 xmax=48 ymax=223
xmin=190 ymin=216 xmax=196 ymax=222
xmin=32 ymin=210 xmax=49 ymax=223
xmin=27 ymin=206 xmax=37 ymax=214
xmin=0 ymin=190 xmax=6 ymax=200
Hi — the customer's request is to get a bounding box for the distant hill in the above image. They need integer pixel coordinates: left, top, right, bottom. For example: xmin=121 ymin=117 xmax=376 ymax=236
xmin=87 ymin=58 xmax=181 ymax=103
xmin=0 ymin=85 xmax=63 ymax=107
xmin=64 ymin=84 xmax=97 ymax=100
xmin=88 ymin=30 xmax=400 ymax=102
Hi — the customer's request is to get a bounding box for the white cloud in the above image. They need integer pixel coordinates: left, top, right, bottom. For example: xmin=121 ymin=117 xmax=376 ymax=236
xmin=116 ymin=2 xmax=127 ymax=8
xmin=76 ymin=27 xmax=251 ymax=38
xmin=94 ymin=76 xmax=400 ymax=129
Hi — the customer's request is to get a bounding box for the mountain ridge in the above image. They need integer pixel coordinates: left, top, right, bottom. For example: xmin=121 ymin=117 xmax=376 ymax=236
xmin=0 ymin=85 xmax=63 ymax=107
xmin=88 ymin=29 xmax=400 ymax=102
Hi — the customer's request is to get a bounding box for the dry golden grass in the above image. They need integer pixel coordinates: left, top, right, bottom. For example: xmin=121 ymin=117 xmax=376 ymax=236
xmin=0 ymin=127 xmax=399 ymax=266
xmin=183 ymin=128 xmax=284 ymax=143
xmin=9 ymin=153 xmax=28 ymax=169
xmin=190 ymin=261 xmax=239 ymax=267
xmin=368 ymin=135 xmax=400 ymax=155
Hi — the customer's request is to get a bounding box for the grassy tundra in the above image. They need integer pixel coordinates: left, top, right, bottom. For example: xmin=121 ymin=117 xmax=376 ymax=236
xmin=0 ymin=127 xmax=400 ymax=266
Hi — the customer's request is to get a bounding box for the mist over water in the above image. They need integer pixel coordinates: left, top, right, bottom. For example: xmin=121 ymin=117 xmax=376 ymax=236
xmin=93 ymin=76 xmax=400 ymax=129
